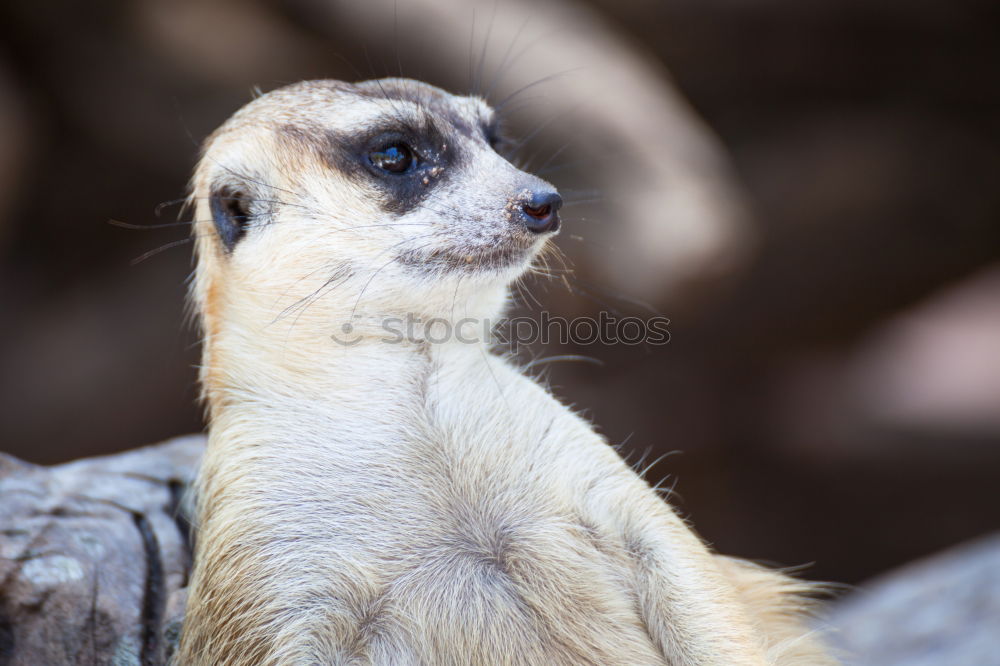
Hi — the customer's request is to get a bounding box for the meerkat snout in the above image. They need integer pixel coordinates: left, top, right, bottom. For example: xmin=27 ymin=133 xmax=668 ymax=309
xmin=519 ymin=189 xmax=563 ymax=234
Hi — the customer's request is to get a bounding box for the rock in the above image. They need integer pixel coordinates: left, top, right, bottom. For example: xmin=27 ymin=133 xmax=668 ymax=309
xmin=0 ymin=436 xmax=204 ymax=666
xmin=828 ymin=533 xmax=1000 ymax=666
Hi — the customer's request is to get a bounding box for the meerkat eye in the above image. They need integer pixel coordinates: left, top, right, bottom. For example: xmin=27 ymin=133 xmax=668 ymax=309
xmin=483 ymin=120 xmax=503 ymax=151
xmin=210 ymin=187 xmax=253 ymax=252
xmin=369 ymin=143 xmax=415 ymax=173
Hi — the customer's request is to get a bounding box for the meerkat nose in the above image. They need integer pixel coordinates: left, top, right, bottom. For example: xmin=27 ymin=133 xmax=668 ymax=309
xmin=520 ymin=190 xmax=563 ymax=234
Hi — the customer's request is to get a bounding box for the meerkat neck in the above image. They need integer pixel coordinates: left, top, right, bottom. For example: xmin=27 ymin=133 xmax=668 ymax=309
xmin=202 ymin=301 xmax=505 ymax=425
xmin=199 ymin=272 xmax=511 ymax=413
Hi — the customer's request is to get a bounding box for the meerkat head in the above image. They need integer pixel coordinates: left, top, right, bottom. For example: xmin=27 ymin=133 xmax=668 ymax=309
xmin=190 ymin=79 xmax=561 ymax=360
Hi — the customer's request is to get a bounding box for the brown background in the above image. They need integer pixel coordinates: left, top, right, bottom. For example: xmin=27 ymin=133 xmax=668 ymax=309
xmin=1 ymin=0 xmax=998 ymax=587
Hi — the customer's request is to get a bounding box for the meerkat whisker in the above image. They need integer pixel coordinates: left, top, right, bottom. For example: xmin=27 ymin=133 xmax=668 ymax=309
xmin=494 ymin=68 xmax=585 ymax=112
xmin=110 ymin=218 xmax=194 ymax=230
xmin=482 ymin=14 xmax=533 ymax=102
xmin=129 ymin=237 xmax=194 ymax=265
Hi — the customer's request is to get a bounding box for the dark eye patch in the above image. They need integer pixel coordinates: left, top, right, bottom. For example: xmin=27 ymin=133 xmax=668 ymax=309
xmin=210 ymin=187 xmax=253 ymax=252
xmin=314 ymin=120 xmax=458 ymax=215
xmin=316 ymin=123 xmax=439 ymax=178
xmin=482 ymin=119 xmax=506 ymax=154
xmin=280 ymin=109 xmax=465 ymax=216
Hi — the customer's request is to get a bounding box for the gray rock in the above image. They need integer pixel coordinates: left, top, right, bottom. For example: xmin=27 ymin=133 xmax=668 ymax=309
xmin=0 ymin=436 xmax=204 ymax=666
xmin=828 ymin=534 xmax=1000 ymax=666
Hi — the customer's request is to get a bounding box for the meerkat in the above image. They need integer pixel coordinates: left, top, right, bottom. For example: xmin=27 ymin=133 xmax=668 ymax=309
xmin=178 ymin=78 xmax=835 ymax=665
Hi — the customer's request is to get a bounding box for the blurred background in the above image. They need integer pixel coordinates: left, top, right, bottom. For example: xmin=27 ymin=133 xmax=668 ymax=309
xmin=0 ymin=0 xmax=997 ymax=591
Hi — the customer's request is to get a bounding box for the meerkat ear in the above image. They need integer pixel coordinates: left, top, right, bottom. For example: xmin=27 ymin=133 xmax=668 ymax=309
xmin=210 ymin=186 xmax=252 ymax=252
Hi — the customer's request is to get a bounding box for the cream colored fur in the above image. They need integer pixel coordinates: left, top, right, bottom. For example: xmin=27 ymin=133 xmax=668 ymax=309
xmin=177 ymin=79 xmax=835 ymax=665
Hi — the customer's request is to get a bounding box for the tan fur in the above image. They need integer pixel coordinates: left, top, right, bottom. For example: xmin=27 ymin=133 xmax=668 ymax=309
xmin=177 ymin=79 xmax=835 ymax=665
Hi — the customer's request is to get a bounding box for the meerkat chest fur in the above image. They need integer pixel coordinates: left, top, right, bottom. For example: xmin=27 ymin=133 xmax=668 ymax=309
xmin=179 ymin=79 xmax=835 ymax=666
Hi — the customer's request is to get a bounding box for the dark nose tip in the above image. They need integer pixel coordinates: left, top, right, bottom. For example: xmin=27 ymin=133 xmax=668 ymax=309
xmin=520 ymin=190 xmax=563 ymax=234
